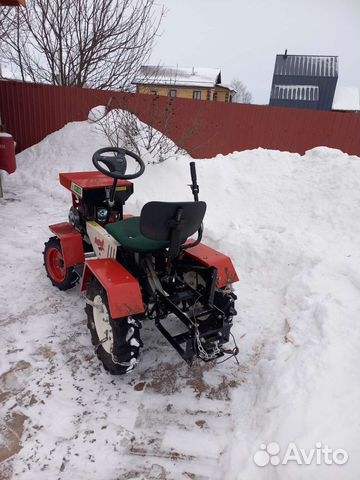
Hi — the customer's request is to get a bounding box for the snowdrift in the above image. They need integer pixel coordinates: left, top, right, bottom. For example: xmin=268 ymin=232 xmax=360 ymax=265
xmin=0 ymin=111 xmax=359 ymax=480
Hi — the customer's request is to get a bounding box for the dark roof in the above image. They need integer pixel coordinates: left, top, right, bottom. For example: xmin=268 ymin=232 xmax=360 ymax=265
xmin=274 ymin=55 xmax=338 ymax=78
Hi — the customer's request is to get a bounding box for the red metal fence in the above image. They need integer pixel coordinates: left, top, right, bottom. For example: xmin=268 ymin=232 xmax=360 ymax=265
xmin=0 ymin=80 xmax=359 ymax=157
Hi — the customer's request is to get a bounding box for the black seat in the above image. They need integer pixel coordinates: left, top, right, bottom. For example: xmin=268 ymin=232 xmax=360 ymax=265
xmin=140 ymin=201 xmax=206 ymax=239
xmin=141 ymin=201 xmax=207 ymax=259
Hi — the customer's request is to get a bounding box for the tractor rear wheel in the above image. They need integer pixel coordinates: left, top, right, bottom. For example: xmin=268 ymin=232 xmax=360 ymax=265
xmin=44 ymin=236 xmax=78 ymax=290
xmin=85 ymin=279 xmax=142 ymax=375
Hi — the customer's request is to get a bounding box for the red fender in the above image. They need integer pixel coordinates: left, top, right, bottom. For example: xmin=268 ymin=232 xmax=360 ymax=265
xmin=80 ymin=258 xmax=144 ymax=319
xmin=183 ymin=243 xmax=239 ymax=288
xmin=49 ymin=222 xmax=85 ymax=267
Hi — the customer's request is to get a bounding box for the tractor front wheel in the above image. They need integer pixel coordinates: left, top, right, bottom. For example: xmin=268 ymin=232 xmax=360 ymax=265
xmin=85 ymin=279 xmax=142 ymax=375
xmin=44 ymin=236 xmax=78 ymax=290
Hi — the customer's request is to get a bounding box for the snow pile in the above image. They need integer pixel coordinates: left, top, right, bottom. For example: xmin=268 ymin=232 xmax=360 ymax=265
xmin=0 ymin=112 xmax=359 ymax=480
xmin=10 ymin=107 xmax=186 ymax=203
xmin=87 ymin=105 xmax=107 ymax=122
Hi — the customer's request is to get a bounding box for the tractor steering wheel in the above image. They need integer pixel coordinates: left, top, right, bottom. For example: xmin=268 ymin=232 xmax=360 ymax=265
xmin=92 ymin=147 xmax=145 ymax=180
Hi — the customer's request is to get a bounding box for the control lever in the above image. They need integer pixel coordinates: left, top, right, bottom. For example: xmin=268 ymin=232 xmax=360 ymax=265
xmin=189 ymin=161 xmax=199 ymax=202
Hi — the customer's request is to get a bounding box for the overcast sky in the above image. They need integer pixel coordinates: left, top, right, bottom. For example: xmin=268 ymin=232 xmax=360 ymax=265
xmin=150 ymin=0 xmax=360 ymax=104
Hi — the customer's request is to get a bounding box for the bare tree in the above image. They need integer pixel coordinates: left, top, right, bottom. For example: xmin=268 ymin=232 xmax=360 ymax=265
xmin=0 ymin=8 xmax=11 ymax=40
xmin=231 ymin=78 xmax=253 ymax=104
xmin=0 ymin=0 xmax=164 ymax=89
xmin=91 ymin=99 xmax=187 ymax=163
xmin=0 ymin=7 xmax=18 ymax=58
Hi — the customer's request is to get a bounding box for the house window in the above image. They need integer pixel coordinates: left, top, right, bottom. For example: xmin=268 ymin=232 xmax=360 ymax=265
xmin=213 ymin=91 xmax=218 ymax=101
xmin=225 ymin=93 xmax=229 ymax=102
xmin=169 ymin=89 xmax=177 ymax=98
xmin=206 ymin=90 xmax=211 ymax=101
xmin=193 ymin=90 xmax=201 ymax=100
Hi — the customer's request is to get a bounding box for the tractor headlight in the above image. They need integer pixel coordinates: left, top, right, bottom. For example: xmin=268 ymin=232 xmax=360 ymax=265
xmin=97 ymin=207 xmax=108 ymax=223
xmin=68 ymin=207 xmax=81 ymax=226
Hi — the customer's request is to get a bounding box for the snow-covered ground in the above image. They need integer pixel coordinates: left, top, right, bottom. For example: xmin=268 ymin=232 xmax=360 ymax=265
xmin=0 ymin=113 xmax=359 ymax=480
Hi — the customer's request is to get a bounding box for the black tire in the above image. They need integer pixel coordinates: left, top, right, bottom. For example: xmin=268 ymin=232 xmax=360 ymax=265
xmin=85 ymin=279 xmax=142 ymax=375
xmin=214 ymin=289 xmax=237 ymax=342
xmin=43 ymin=236 xmax=78 ymax=290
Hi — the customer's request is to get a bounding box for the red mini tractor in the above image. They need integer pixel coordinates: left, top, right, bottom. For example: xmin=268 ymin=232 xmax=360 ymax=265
xmin=44 ymin=148 xmax=239 ymax=374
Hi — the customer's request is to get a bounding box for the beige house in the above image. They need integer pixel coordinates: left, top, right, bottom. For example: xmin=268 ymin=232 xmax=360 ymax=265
xmin=133 ymin=66 xmax=235 ymax=103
